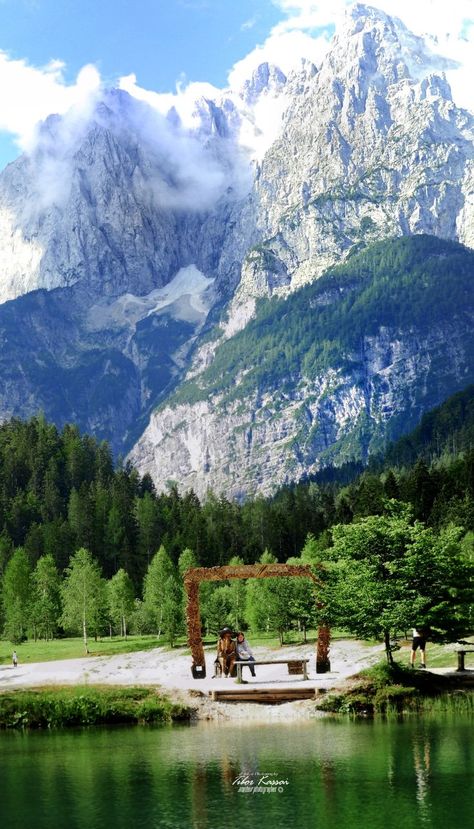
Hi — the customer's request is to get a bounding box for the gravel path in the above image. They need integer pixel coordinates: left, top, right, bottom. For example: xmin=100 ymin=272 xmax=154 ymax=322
xmin=0 ymin=638 xmax=386 ymax=720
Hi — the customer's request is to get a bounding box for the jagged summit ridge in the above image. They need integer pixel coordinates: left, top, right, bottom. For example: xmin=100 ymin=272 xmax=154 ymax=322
xmin=0 ymin=4 xmax=473 ymax=483
xmin=0 ymin=56 xmax=296 ymax=306
xmin=238 ymin=62 xmax=287 ymax=106
xmin=0 ymin=87 xmax=244 ymax=305
xmin=220 ymin=0 xmax=473 ymax=330
xmin=341 ymin=2 xmax=456 ymax=80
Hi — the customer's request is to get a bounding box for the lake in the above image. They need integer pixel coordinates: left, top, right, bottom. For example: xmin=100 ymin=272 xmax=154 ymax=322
xmin=0 ymin=716 xmax=472 ymax=829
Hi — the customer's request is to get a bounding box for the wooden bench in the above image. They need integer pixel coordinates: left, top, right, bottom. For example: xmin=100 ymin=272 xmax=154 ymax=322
xmin=234 ymin=659 xmax=309 ymax=683
xmin=456 ymin=649 xmax=474 ymax=671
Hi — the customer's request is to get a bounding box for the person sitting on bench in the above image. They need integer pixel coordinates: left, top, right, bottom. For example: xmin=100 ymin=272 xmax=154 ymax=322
xmin=217 ymin=627 xmax=236 ymax=677
xmin=236 ymin=631 xmax=256 ymax=677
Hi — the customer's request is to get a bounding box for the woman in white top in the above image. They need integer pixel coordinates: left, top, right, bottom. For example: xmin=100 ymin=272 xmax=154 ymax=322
xmin=236 ymin=632 xmax=256 ymax=678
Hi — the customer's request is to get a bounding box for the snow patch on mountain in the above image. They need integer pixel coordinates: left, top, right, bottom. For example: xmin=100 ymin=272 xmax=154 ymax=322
xmin=86 ymin=265 xmax=215 ymax=332
xmin=0 ymin=207 xmax=44 ymax=303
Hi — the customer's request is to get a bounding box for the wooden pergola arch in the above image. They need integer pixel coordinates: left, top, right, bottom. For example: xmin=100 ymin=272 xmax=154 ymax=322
xmin=183 ymin=563 xmax=331 ymax=678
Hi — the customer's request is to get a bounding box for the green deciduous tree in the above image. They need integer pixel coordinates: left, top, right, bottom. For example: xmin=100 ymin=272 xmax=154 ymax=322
xmin=227 ymin=555 xmax=247 ymax=632
xmin=129 ymin=598 xmax=154 ymax=635
xmin=161 ymin=575 xmax=183 ymax=647
xmin=286 ymin=556 xmax=316 ymax=642
xmin=326 ymin=504 xmax=473 ymax=663
xmin=143 ymin=545 xmax=175 ymax=637
xmin=61 ymin=547 xmax=106 ymax=653
xmin=178 ymin=547 xmax=198 ymax=578
xmin=2 ymin=547 xmax=31 ymax=643
xmin=30 ymin=554 xmax=61 ymax=641
xmin=245 ymin=551 xmax=293 ymax=645
xmin=205 ymin=585 xmax=233 ymax=635
xmin=108 ymin=568 xmax=135 ymax=637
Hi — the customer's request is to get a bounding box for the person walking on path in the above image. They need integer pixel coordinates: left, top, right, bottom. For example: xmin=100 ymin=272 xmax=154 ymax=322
xmin=410 ymin=627 xmax=428 ymax=669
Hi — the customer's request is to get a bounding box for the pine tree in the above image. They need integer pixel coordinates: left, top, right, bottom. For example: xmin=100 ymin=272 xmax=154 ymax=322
xmin=136 ymin=491 xmax=161 ymax=569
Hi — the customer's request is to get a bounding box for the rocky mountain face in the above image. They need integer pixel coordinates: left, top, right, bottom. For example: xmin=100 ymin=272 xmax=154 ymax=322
xmin=0 ymin=86 xmax=258 ymax=450
xmin=0 ymin=4 xmax=473 ymax=486
xmin=222 ymin=3 xmax=474 ymax=333
xmin=130 ymin=236 xmax=474 ymax=498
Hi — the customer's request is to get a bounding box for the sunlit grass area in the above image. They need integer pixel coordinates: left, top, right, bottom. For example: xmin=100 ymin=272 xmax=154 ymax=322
xmin=393 ymin=637 xmax=474 ymax=670
xmin=3 ymin=630 xmax=471 ymax=670
xmin=0 ymin=635 xmax=165 ymax=665
xmin=0 ymin=628 xmax=365 ymax=664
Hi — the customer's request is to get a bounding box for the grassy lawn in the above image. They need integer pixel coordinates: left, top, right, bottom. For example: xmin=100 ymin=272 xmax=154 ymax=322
xmin=3 ymin=630 xmax=469 ymax=670
xmin=0 ymin=628 xmax=366 ymax=664
xmin=201 ymin=627 xmax=366 ymax=651
xmin=0 ymin=635 xmax=168 ymax=665
xmin=393 ymin=638 xmax=473 ymax=671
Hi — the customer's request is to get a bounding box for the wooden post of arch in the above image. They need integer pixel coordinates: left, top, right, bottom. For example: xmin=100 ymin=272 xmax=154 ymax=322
xmin=183 ymin=563 xmax=331 ymax=679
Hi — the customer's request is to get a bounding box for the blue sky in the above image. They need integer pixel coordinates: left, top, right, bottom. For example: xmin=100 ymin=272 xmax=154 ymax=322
xmin=0 ymin=0 xmax=472 ymax=172
xmin=0 ymin=0 xmax=282 ymax=169
xmin=0 ymin=1 xmax=281 ymax=88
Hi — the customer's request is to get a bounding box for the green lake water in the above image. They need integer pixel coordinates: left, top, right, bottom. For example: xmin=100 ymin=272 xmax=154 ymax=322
xmin=0 ymin=717 xmax=472 ymax=829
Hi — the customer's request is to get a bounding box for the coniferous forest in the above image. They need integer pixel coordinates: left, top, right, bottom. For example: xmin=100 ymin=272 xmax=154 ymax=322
xmin=1 ymin=384 xmax=474 ymax=650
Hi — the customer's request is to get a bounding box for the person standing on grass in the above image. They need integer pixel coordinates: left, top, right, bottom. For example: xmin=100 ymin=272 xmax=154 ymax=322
xmin=236 ymin=631 xmax=256 ymax=678
xmin=12 ymin=651 xmax=18 ymax=667
xmin=410 ymin=627 xmax=428 ymax=669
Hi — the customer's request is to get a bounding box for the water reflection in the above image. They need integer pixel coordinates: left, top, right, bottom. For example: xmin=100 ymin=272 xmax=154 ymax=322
xmin=413 ymin=734 xmax=432 ymax=825
xmin=0 ymin=718 xmax=472 ymax=829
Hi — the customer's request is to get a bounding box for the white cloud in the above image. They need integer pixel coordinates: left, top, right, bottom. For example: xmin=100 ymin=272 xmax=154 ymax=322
xmin=0 ymin=52 xmax=102 ymax=152
xmin=1 ymin=0 xmax=472 ymax=164
xmin=118 ymin=73 xmax=222 ymax=131
xmin=227 ymin=29 xmax=329 ymax=89
xmin=266 ymin=1 xmax=474 ymax=110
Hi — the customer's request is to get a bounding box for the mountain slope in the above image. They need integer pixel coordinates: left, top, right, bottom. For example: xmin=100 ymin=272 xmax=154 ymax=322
xmin=131 ymin=236 xmax=474 ymax=497
xmin=382 ymin=383 xmax=474 ymax=468
xmin=223 ymin=3 xmax=474 ymax=333
xmin=0 ymin=4 xmax=473 ymax=468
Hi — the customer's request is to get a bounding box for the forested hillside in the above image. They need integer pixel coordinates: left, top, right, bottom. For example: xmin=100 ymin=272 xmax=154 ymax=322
xmin=382 ymin=384 xmax=474 ymax=468
xmin=1 ymin=394 xmax=474 ymax=576
xmin=0 ymin=394 xmax=473 ymax=647
xmin=136 ymin=234 xmax=474 ymax=498
xmin=172 ymin=235 xmax=474 ymax=407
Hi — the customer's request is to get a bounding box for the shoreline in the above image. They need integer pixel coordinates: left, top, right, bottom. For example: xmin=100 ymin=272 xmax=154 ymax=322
xmin=1 ymin=678 xmax=472 ymax=729
xmin=1 ymin=641 xmax=472 ymax=727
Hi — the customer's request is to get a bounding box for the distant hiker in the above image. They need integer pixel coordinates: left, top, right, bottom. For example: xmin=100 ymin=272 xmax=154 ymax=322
xmin=217 ymin=627 xmax=236 ymax=677
xmin=236 ymin=631 xmax=256 ymax=678
xmin=12 ymin=651 xmax=18 ymax=667
xmin=410 ymin=627 xmax=428 ymax=669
